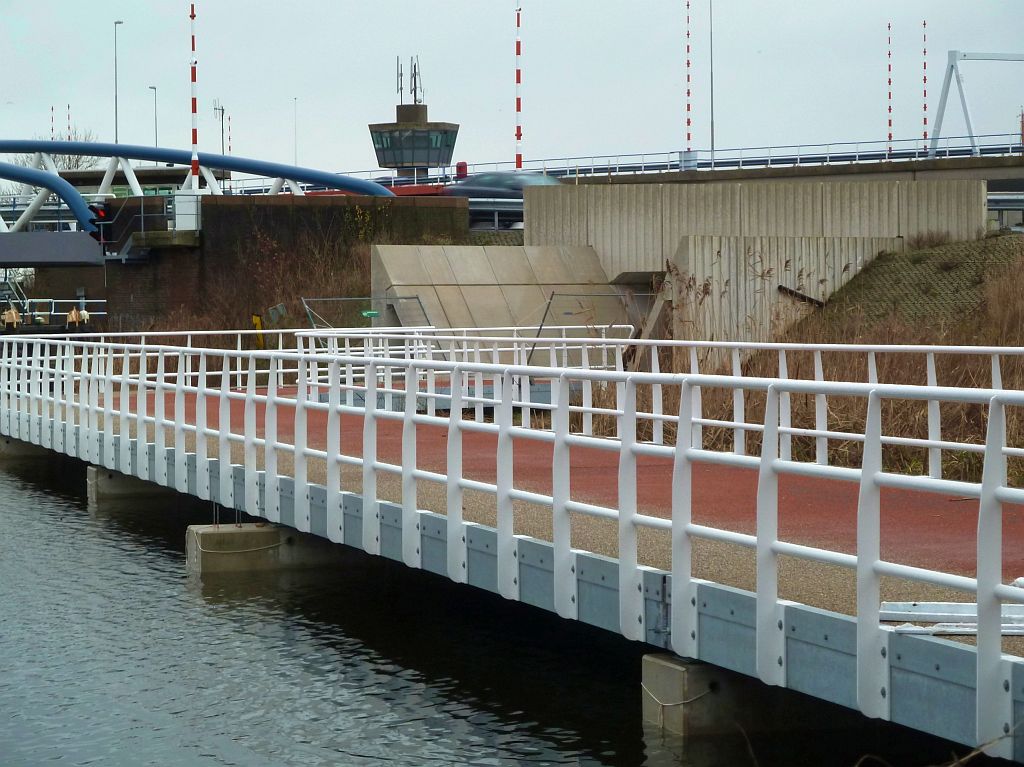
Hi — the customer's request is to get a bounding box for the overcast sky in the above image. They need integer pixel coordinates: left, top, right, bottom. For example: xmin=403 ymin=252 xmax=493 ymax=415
xmin=2 ymin=1 xmax=1021 ymax=173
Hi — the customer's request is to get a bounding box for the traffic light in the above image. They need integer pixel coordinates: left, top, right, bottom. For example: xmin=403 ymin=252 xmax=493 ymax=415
xmin=87 ymin=202 xmax=110 ymax=244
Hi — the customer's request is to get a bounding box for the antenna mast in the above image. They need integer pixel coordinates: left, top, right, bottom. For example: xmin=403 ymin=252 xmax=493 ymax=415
xmin=397 ymin=56 xmax=404 ymax=105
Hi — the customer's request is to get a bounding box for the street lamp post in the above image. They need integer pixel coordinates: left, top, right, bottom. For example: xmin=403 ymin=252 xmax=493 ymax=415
xmin=148 ymin=86 xmax=158 ymax=161
xmin=708 ymin=0 xmax=715 ymax=163
xmin=114 ymin=20 xmax=124 ymax=143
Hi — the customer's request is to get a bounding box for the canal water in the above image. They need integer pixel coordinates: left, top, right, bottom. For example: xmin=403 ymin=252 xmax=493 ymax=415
xmin=0 ymin=456 xmax=992 ymax=766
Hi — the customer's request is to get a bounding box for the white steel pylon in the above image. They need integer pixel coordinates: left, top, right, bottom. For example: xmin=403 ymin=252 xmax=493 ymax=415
xmin=929 ymin=50 xmax=1024 ymax=157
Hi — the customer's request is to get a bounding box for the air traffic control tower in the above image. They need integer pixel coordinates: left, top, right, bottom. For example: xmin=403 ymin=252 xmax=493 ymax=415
xmin=369 ymin=58 xmax=459 ymax=177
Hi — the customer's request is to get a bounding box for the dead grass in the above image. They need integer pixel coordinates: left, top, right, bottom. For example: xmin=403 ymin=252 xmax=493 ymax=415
xmin=590 ymin=235 xmax=1024 ymax=482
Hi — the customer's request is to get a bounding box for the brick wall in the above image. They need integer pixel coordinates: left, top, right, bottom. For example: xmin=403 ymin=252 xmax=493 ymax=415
xmin=33 ymin=194 xmax=468 ymax=330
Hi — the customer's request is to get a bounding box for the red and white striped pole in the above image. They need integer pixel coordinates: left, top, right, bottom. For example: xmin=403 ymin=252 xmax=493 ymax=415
xmin=228 ymin=114 xmax=232 ymax=155
xmin=51 ymin=106 xmax=54 ymax=142
xmin=67 ymin=104 xmax=71 ymax=141
xmin=515 ymin=5 xmax=523 ymax=170
xmin=922 ymin=20 xmax=928 ymax=147
xmin=887 ymin=21 xmax=893 ymax=154
xmin=685 ymin=1 xmax=692 ymax=153
xmin=189 ymin=3 xmax=200 ymax=187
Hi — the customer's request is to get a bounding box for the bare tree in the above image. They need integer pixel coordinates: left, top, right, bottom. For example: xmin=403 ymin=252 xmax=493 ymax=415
xmin=1 ymin=127 xmax=100 ymax=196
xmin=11 ymin=127 xmax=101 ymax=171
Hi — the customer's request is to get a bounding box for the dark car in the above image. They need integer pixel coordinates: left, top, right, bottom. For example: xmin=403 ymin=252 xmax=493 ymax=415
xmin=441 ymin=171 xmax=562 ymax=199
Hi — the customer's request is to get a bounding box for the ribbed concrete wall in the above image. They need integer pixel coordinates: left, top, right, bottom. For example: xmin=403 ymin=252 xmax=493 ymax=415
xmin=900 ymin=180 xmax=987 ymax=242
xmin=670 ymin=235 xmax=904 ymax=350
xmin=371 ymin=244 xmax=627 ymax=331
xmin=526 ymin=180 xmax=986 ymax=281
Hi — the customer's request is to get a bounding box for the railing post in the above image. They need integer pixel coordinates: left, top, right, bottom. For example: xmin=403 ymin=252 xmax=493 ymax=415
xmin=54 ymin=342 xmax=69 ymax=454
xmin=401 ymin=359 xmax=420 ymax=568
xmin=618 ymin=378 xmax=644 ymax=641
xmin=243 ymin=355 xmax=258 ymax=516
xmin=976 ymin=397 xmax=1013 ymax=758
xmin=671 ymin=380 xmax=699 ymax=658
xmin=651 ymin=349 xmax=664 ymax=445
xmin=856 ymin=391 xmax=890 ymax=720
xmin=174 ymin=351 xmax=187 ymax=492
xmin=135 ymin=346 xmax=149 ymax=479
xmin=217 ymin=355 xmax=233 ymax=508
xmin=344 ymin=337 xmax=355 ymax=408
xmin=614 ymin=345 xmax=625 ymax=439
xmin=778 ymin=350 xmax=792 ymax=461
xmin=264 ymin=357 xmax=280 ymax=523
xmin=89 ymin=345 xmax=102 ymax=463
xmin=552 ymin=373 xmax=576 ymax=619
xmin=28 ymin=339 xmax=41 ymax=446
xmin=234 ymin=335 xmax=243 ymax=390
xmin=689 ymin=347 xmax=703 ymax=448
xmin=581 ymin=345 xmax=593 ymax=437
xmin=813 ymin=350 xmax=828 ymax=465
xmin=326 ymin=359 xmax=344 ymax=544
xmin=446 ymin=366 xmax=467 ymax=584
xmin=926 ymin=353 xmax=942 ymax=479
xmin=74 ymin=344 xmax=89 ymax=458
xmin=294 ymin=351 xmax=310 ymax=532
xmin=195 ymin=352 xmax=209 ymax=500
xmin=732 ymin=348 xmax=745 ymax=455
xmin=362 ymin=361 xmax=380 ymax=555
xmin=755 ymin=385 xmax=785 ymax=686
xmin=0 ymin=339 xmax=10 ymax=438
xmin=118 ymin=348 xmax=131 ymax=474
xmin=153 ymin=351 xmax=167 ymax=485
xmin=39 ymin=341 xmax=53 ymax=450
xmin=473 ymin=342 xmax=484 ymax=422
xmin=101 ymin=347 xmax=116 ymax=467
xmin=496 ymin=370 xmax=518 ymax=600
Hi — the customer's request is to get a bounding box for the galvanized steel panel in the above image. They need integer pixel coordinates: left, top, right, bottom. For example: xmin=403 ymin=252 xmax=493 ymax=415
xmin=379 ymin=501 xmax=403 ymax=562
xmin=889 ymin=633 xmax=977 ymax=746
xmin=419 ymin=511 xmax=447 ymax=575
xmin=784 ymin=605 xmax=859 ymax=709
xmin=577 ymin=551 xmax=620 ymax=633
xmin=466 ymin=523 xmax=499 ymax=593
xmin=696 ymin=582 xmax=757 ymax=676
xmin=518 ymin=537 xmax=555 ymax=612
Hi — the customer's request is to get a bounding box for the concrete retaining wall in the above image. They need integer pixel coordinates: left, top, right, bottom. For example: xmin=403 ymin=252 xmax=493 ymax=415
xmin=525 ymin=180 xmax=986 ymax=281
xmin=371 ymin=244 xmax=628 ymax=330
xmin=670 ymin=235 xmax=905 ymax=356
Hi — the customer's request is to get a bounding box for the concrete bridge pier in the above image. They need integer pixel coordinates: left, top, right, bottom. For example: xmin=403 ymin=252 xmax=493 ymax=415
xmin=0 ymin=436 xmax=50 ymax=458
xmin=642 ymin=653 xmax=870 ymax=742
xmin=86 ymin=466 xmax=174 ymax=503
xmin=186 ymin=523 xmax=348 ymax=576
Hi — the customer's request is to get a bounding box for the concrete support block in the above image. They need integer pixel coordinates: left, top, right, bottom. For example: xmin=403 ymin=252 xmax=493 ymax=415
xmin=87 ymin=465 xmax=173 ymax=503
xmin=642 ymin=653 xmax=867 ymax=739
xmin=642 ymin=654 xmax=719 ymax=736
xmin=186 ymin=523 xmax=347 ymax=575
xmin=0 ymin=436 xmax=49 ymax=458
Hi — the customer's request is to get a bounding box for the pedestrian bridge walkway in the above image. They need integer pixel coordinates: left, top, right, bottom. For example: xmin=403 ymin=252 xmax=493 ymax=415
xmin=2 ymin=325 xmax=1024 ymax=760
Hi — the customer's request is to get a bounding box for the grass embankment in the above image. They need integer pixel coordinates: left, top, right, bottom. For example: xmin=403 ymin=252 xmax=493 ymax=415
xmin=595 ymin=234 xmax=1024 ymax=481
xmin=694 ymin=233 xmax=1024 ymax=481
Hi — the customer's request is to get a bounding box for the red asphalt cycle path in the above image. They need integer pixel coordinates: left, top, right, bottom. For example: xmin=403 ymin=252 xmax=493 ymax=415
xmin=151 ymin=390 xmax=1024 ymax=580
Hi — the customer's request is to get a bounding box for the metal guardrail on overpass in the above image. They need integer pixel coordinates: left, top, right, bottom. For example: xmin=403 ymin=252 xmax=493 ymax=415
xmin=229 ymin=132 xmax=1024 ymax=193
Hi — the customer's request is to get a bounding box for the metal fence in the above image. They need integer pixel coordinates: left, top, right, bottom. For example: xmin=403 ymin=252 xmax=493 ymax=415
xmin=0 ymin=328 xmax=1022 ymax=756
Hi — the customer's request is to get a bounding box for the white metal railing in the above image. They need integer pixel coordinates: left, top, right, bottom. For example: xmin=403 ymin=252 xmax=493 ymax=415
xmin=299 ymin=328 xmax=1024 ymax=481
xmin=0 ymin=332 xmax=1021 ymax=756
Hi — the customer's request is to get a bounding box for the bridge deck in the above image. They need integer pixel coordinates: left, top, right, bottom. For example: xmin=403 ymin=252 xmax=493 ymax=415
xmin=4 ymin=331 xmax=1024 ymax=760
